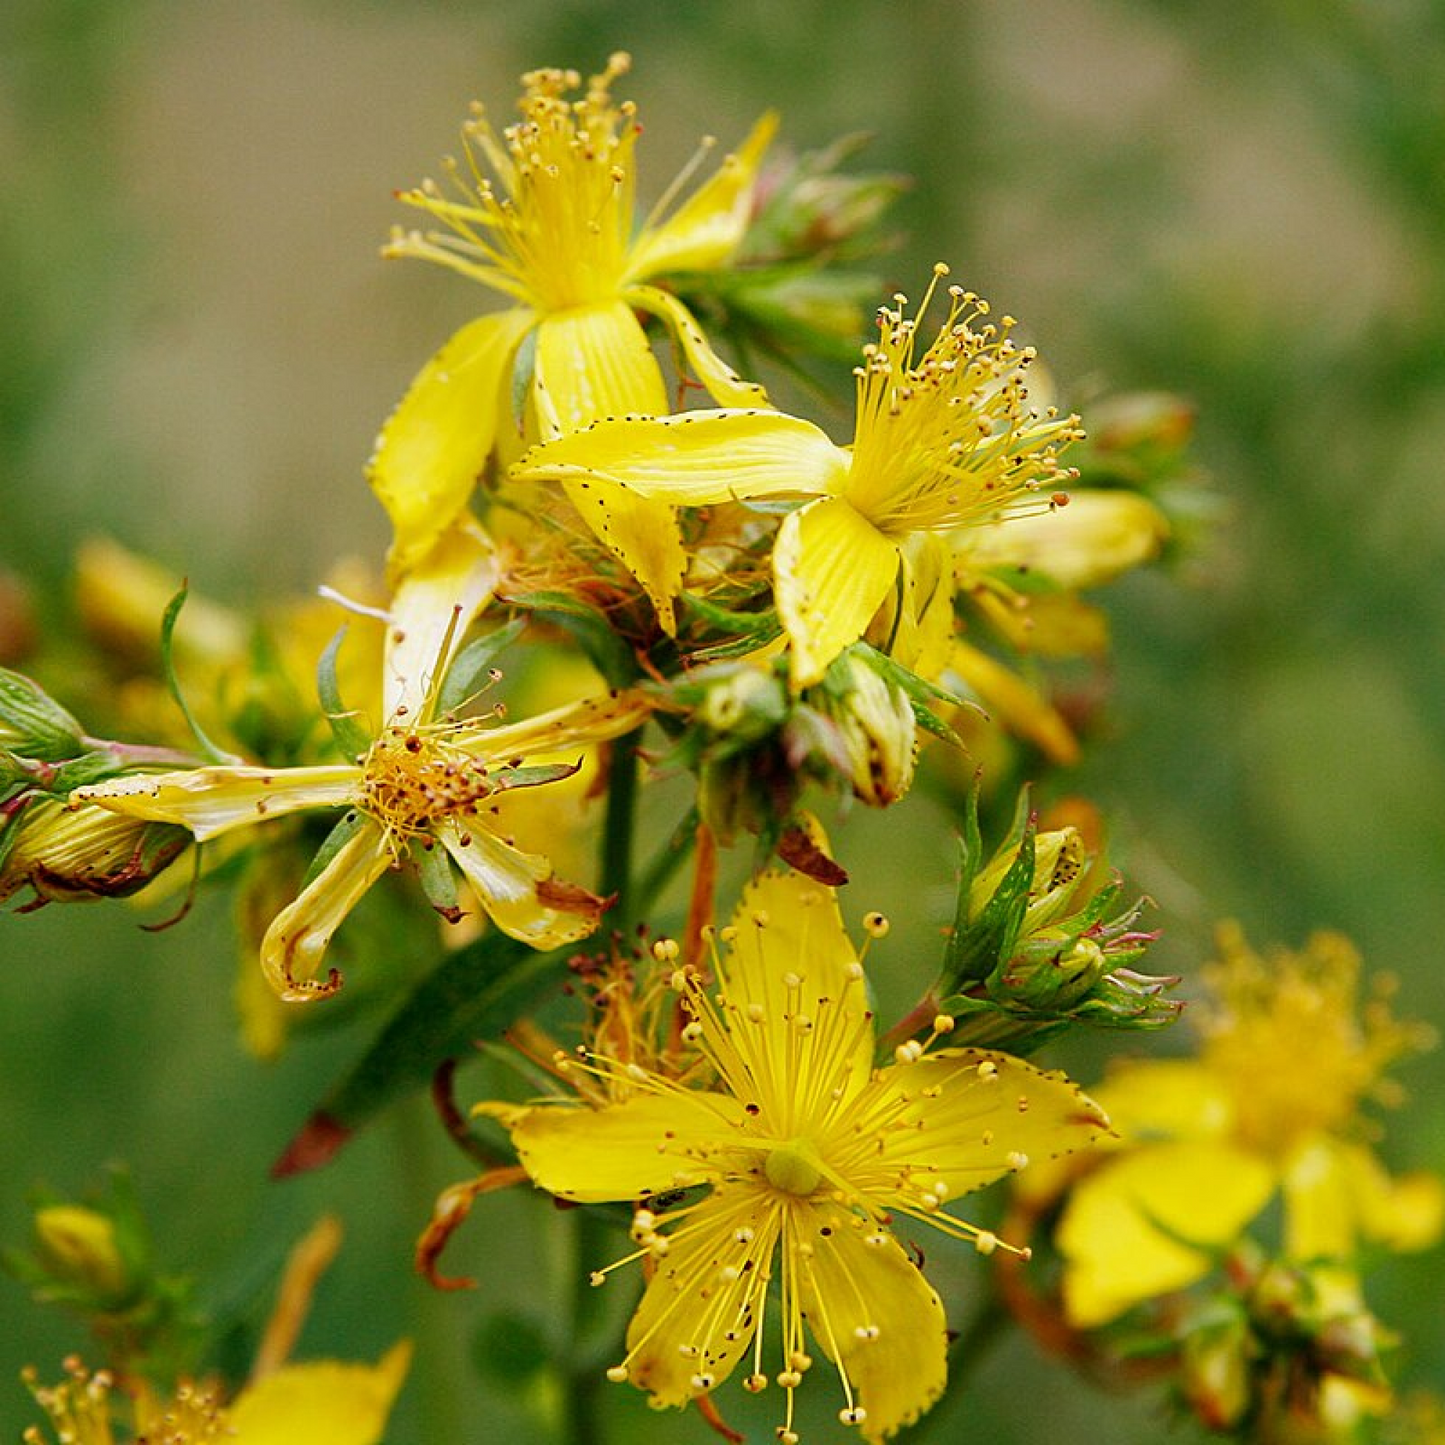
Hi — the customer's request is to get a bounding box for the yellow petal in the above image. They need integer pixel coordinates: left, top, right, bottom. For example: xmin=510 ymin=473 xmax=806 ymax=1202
xmin=71 ymin=766 xmax=359 ymax=842
xmin=1095 ymin=1058 xmax=1235 ymax=1142
xmin=1057 ymin=1140 xmax=1276 ymax=1327
xmin=531 ymin=301 xmax=668 ymax=435
xmin=625 ymin=112 xmax=778 ymax=280
xmin=462 ymin=689 xmax=651 ymax=761
xmin=775 ymin=497 xmax=901 ymax=688
xmin=229 ymin=1341 xmax=411 ymax=1445
xmin=512 ymin=408 xmax=845 ymax=504
xmin=261 ymin=821 xmax=391 ymax=1000
xmin=435 ymin=820 xmax=605 ymax=950
xmin=628 ymin=283 xmax=769 ymax=407
xmin=510 ymin=1092 xmax=748 ymax=1203
xmin=1282 ymin=1137 xmax=1445 ymax=1259
xmin=718 ymin=869 xmax=875 ymax=1113
xmin=383 ymin=521 xmax=502 ymax=721
xmin=623 ymin=1184 xmax=783 ymax=1406
xmin=875 ymin=534 xmax=956 ymax=681
xmin=869 ymin=1048 xmax=1110 ymax=1203
xmin=793 ymin=1200 xmax=948 ymax=1443
xmin=369 ymin=308 xmax=533 ymax=579
xmin=960 ymin=490 xmax=1168 ymax=589
xmin=946 ymin=639 xmax=1079 ymax=765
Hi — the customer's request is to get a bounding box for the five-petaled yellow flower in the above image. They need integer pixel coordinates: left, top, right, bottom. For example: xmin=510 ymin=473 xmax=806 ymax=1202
xmin=1042 ymin=924 xmax=1444 ymax=1327
xmin=372 ymin=52 xmax=774 ymax=618
xmin=513 ymin=266 xmax=1082 ymax=686
xmin=70 ymin=526 xmax=650 ymax=999
xmin=493 ymin=869 xmax=1108 ymax=1441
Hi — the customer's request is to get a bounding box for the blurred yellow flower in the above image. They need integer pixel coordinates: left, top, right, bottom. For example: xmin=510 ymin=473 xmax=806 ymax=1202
xmin=71 ymin=527 xmax=650 ymax=998
xmin=1050 ymin=924 xmax=1443 ymax=1327
xmin=372 ymin=52 xmax=774 ymax=611
xmin=513 ymin=267 xmax=1081 ymax=685
xmin=491 ymin=870 xmax=1108 ymax=1441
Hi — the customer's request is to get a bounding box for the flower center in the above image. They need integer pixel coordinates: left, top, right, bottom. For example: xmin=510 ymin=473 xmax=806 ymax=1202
xmin=358 ymin=727 xmax=492 ymax=849
xmin=764 ymin=1140 xmax=824 ymax=1197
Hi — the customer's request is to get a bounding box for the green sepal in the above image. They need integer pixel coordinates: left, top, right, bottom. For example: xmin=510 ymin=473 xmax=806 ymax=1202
xmin=943 ymin=809 xmax=1037 ymax=988
xmin=505 ymin=591 xmax=636 ymax=688
xmin=273 ymin=934 xmax=560 ymax=1175
xmin=678 ymin=592 xmax=782 ymax=643
xmin=852 ymin=643 xmax=967 ymax=746
xmin=300 ymin=809 xmax=367 ymax=891
xmin=0 ymin=668 xmax=85 ymax=761
xmin=489 ymin=761 xmax=581 ymax=793
xmin=413 ymin=838 xmax=461 ymax=922
xmin=160 ymin=587 xmax=239 ymax=766
xmin=316 ymin=626 xmax=372 ymax=761
xmin=436 ymin=618 xmax=526 ymax=717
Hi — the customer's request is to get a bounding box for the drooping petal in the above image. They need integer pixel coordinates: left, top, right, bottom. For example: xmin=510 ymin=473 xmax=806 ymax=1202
xmin=510 ymin=1091 xmax=748 ymax=1203
xmin=1056 ymin=1140 xmax=1276 ymax=1327
xmin=946 ymin=640 xmax=1079 ymax=766
xmin=436 ymin=819 xmax=606 ymax=949
xmin=260 ymin=821 xmax=392 ymax=1000
xmin=623 ymin=1184 xmax=783 ymax=1407
xmin=454 ymin=689 xmax=652 ymax=760
xmin=625 ymin=112 xmax=778 ymax=280
xmin=793 ymin=1200 xmax=948 ymax=1444
xmin=228 ymin=1341 xmax=412 ymax=1445
xmin=71 ymin=766 xmax=359 ymax=843
xmin=959 ymin=490 xmax=1168 ymax=590
xmin=368 ymin=308 xmax=534 ymax=579
xmin=531 ymin=301 xmax=668 ymax=435
xmin=382 ymin=521 xmax=502 ymax=721
xmin=628 ymin=283 xmax=769 ymax=407
xmin=774 ymin=497 xmax=901 ymax=688
xmin=866 ymin=1048 xmax=1110 ymax=1204
xmin=717 ymin=869 xmax=875 ymax=1120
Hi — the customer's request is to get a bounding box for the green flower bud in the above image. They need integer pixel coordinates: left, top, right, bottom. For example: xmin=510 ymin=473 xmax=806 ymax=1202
xmin=32 ymin=1206 xmax=132 ymax=1305
xmin=0 ymin=668 xmax=85 ymax=762
xmin=810 ymin=651 xmax=917 ymax=807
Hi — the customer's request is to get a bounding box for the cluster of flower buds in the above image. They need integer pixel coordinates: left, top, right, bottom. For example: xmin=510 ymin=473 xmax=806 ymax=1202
xmin=1175 ymin=1245 xmax=1395 ymax=1441
xmin=934 ymin=790 xmax=1178 ymax=1049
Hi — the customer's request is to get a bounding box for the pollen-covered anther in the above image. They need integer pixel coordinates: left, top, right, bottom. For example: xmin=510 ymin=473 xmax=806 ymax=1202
xmin=840 ymin=1406 xmax=868 ymax=1427
xmin=862 ymin=910 xmax=890 ymax=938
xmin=606 ymin=1365 xmax=629 ymax=1384
xmin=976 ymin=1060 xmax=999 ymax=1082
xmin=932 ymin=1013 xmax=956 ymax=1034
xmin=1006 ymin=1150 xmax=1030 ymax=1172
xmin=776 ymin=1369 xmax=803 ymax=1389
xmin=853 ymin=1323 xmax=880 ymax=1342
xmin=789 ymin=1350 xmax=813 ymax=1372
xmin=777 ymin=1430 xmax=800 ymax=1445
xmin=744 ymin=1372 xmax=768 ymax=1394
xmin=589 ymin=1270 xmax=606 ymax=1287
xmin=652 ymin=937 xmax=680 ymax=963
xmin=894 ymin=1040 xmax=924 ymax=1065
xmin=690 ymin=1372 xmax=717 ymax=1391
xmin=681 ymin=1021 xmax=704 ymax=1044
xmin=973 ymin=1230 xmax=999 ymax=1256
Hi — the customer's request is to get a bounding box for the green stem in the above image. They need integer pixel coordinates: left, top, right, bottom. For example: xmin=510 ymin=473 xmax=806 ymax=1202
xmin=600 ymin=728 xmax=642 ymax=931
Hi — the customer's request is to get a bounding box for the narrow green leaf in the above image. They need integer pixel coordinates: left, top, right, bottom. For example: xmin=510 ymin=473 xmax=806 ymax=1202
xmin=316 ymin=626 xmax=372 ymax=761
xmin=159 ymin=588 xmax=240 ymax=765
xmin=436 ymin=618 xmax=526 ymax=717
xmin=505 ymin=591 xmax=637 ymax=688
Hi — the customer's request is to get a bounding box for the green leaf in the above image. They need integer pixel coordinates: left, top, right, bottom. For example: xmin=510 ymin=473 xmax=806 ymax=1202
xmin=505 ymin=591 xmax=637 ymax=688
xmin=316 ymin=626 xmax=372 ymax=761
xmin=160 ymin=587 xmax=240 ymax=766
xmin=273 ymin=934 xmax=562 ymax=1175
xmin=436 ymin=618 xmax=526 ymax=717
xmin=414 ymin=838 xmax=461 ymax=922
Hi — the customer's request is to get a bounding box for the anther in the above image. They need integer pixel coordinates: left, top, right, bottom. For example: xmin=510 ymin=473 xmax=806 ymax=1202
xmin=840 ymin=1406 xmax=868 ymax=1426
xmin=863 ymin=911 xmax=890 ymax=938
xmin=606 ymin=1365 xmax=629 ymax=1383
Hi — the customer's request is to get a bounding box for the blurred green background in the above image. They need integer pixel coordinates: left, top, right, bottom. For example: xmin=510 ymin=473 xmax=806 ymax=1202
xmin=3 ymin=1 xmax=1443 ymax=1440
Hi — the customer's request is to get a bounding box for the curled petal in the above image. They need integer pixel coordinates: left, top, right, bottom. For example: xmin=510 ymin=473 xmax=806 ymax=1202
xmin=415 ymin=1167 xmax=528 ymax=1290
xmin=626 ymin=112 xmax=778 ymax=280
xmin=71 ymin=766 xmax=358 ymax=843
xmin=436 ymin=819 xmax=606 ymax=949
xmin=630 ymin=283 xmax=768 ymax=407
xmin=260 ymin=821 xmax=391 ymax=1001
xmin=369 ymin=308 xmax=534 ymax=580
xmin=774 ymin=497 xmax=900 ymax=688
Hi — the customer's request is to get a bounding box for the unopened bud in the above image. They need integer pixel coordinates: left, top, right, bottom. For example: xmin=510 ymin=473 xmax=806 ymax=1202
xmin=32 ymin=1206 xmax=132 ymax=1304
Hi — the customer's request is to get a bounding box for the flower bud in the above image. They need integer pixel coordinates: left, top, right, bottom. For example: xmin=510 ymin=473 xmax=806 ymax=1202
xmin=32 ymin=1206 xmax=132 ymax=1305
xmin=1180 ymin=1311 xmax=1254 ymax=1432
xmin=810 ymin=651 xmax=917 ymax=807
xmin=0 ymin=668 xmax=85 ymax=762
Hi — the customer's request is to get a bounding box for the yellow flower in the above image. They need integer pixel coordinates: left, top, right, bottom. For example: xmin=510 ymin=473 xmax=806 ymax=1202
xmin=1050 ymin=924 xmax=1443 ymax=1328
xmin=371 ymin=52 xmax=775 ymax=615
xmin=70 ymin=526 xmax=651 ymax=998
xmin=512 ymin=266 xmax=1081 ymax=686
xmin=492 ymin=870 xmax=1108 ymax=1440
